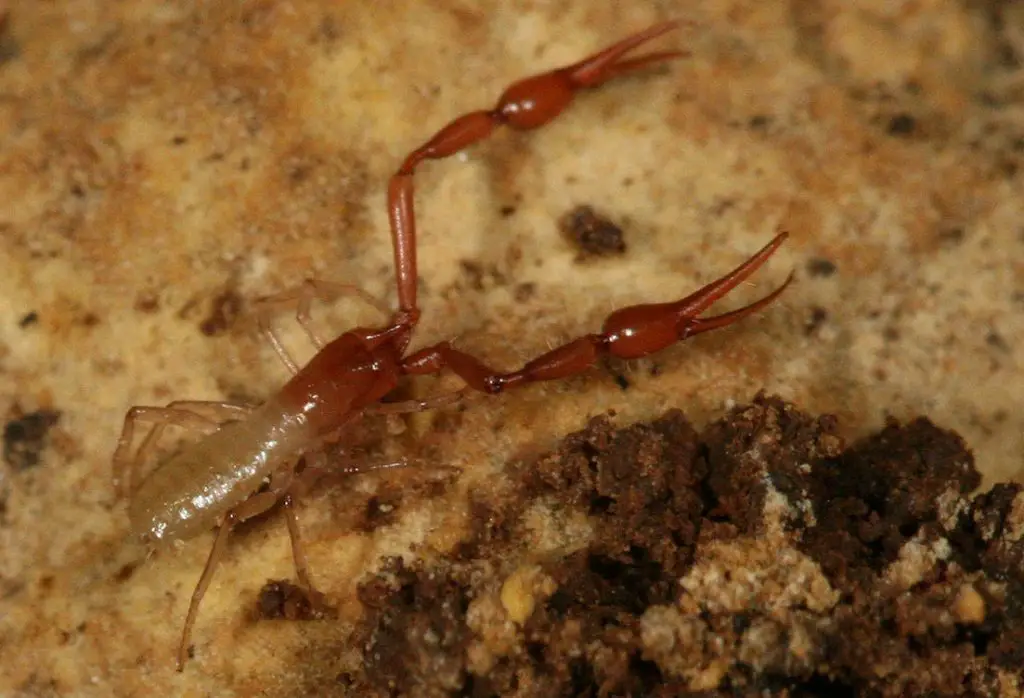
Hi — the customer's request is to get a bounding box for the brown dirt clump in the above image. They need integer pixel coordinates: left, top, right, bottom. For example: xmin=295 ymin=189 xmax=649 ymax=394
xmin=557 ymin=205 xmax=627 ymax=260
xmin=255 ymin=579 xmax=336 ymax=622
xmin=352 ymin=394 xmax=1024 ymax=697
xmin=3 ymin=408 xmax=61 ymax=471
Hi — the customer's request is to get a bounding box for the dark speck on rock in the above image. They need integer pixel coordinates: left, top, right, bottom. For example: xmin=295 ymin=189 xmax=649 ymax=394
xmin=3 ymin=410 xmax=61 ymax=470
xmin=888 ymin=113 xmax=916 ymax=136
xmin=806 ymin=257 xmax=837 ymax=277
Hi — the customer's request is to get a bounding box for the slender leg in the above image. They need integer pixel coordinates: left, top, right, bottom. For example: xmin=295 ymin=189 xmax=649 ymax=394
xmin=388 ymin=20 xmax=688 ymax=316
xmin=113 ymin=407 xmax=216 ymax=499
xmin=176 ymin=483 xmax=288 ymax=671
xmin=401 ymin=233 xmax=793 ymax=394
xmin=158 ymin=400 xmax=255 ymax=423
xmin=262 ymin=468 xmax=317 ymax=593
xmin=293 ymin=454 xmax=462 ymax=517
xmin=177 ymin=511 xmax=234 ymax=671
xmin=281 ymin=492 xmax=315 ymax=592
xmin=254 ymin=279 xmax=391 ymax=373
xmin=113 ymin=401 xmax=253 ymax=498
xmin=292 ymin=452 xmax=411 ymax=497
xmin=364 ymin=388 xmax=467 ymax=416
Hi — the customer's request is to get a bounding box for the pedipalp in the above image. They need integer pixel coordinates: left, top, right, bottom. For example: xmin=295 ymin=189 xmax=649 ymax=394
xmin=400 ymin=232 xmax=791 ymax=394
xmin=387 ymin=19 xmax=689 ymax=319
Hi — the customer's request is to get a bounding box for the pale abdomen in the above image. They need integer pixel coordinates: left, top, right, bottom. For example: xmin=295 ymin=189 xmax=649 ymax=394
xmin=129 ymin=400 xmax=313 ymax=544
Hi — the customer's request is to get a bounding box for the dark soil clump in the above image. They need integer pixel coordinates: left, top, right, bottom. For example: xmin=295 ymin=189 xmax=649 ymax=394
xmin=353 ymin=394 xmax=1024 ymax=697
xmin=558 ymin=205 xmax=627 ymax=259
xmin=3 ymin=409 xmax=60 ymax=471
xmin=255 ymin=579 xmax=335 ymax=622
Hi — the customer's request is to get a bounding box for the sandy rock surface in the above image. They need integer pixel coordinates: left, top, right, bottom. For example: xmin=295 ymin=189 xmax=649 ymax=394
xmin=0 ymin=1 xmax=1021 ymax=695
